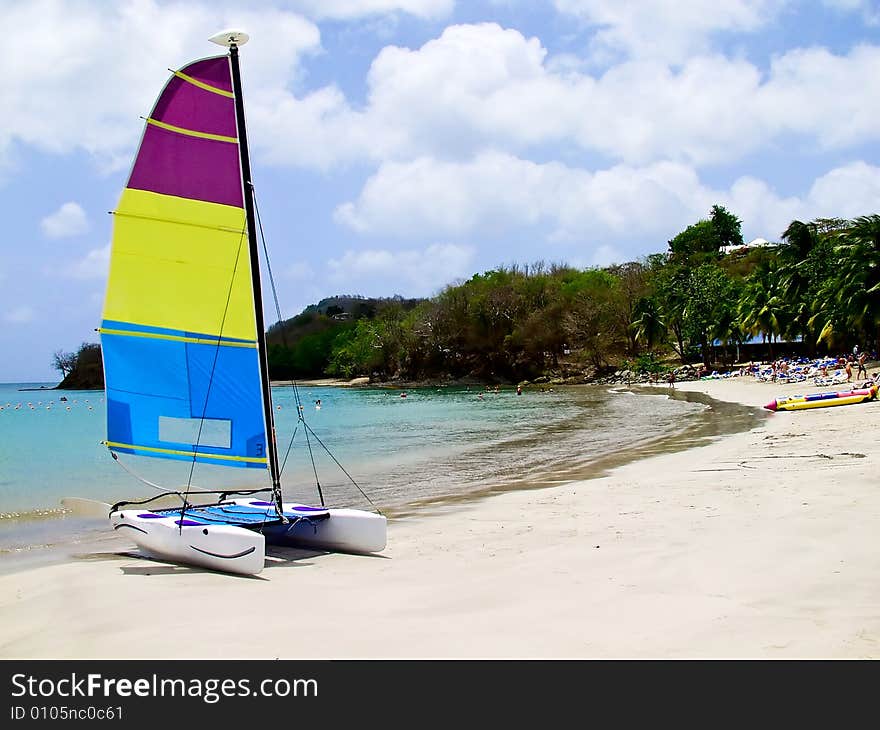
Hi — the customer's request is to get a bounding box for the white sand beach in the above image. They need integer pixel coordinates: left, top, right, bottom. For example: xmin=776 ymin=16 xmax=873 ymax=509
xmin=1 ymin=376 xmax=879 ymax=658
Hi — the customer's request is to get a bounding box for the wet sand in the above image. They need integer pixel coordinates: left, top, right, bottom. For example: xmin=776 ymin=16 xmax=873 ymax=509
xmin=1 ymin=376 xmax=878 ymax=658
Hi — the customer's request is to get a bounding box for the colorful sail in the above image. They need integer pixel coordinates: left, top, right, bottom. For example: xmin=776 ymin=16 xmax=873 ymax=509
xmin=100 ymin=56 xmax=267 ymax=469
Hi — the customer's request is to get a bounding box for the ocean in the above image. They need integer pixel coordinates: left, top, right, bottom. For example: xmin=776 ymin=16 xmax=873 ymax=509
xmin=0 ymin=380 xmax=762 ymax=567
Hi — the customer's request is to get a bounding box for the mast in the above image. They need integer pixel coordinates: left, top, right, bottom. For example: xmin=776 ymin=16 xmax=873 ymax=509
xmin=214 ymin=30 xmax=285 ymax=518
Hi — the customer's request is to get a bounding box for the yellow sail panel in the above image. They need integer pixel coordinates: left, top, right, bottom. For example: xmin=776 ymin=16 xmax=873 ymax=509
xmin=103 ymin=188 xmax=256 ymax=341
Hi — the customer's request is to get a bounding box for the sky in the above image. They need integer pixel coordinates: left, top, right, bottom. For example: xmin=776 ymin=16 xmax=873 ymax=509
xmin=2 ymin=0 xmax=879 ymax=382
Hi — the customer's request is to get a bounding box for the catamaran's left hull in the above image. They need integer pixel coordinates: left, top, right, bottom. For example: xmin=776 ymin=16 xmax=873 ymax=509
xmin=110 ymin=510 xmax=265 ymax=575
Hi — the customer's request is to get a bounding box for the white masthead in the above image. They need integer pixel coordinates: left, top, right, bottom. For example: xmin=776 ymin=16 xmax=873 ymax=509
xmin=209 ymin=29 xmax=249 ymax=47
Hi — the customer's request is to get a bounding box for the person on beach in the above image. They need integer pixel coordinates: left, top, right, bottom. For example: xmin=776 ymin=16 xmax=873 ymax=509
xmin=857 ymin=352 xmax=867 ymax=379
xmin=845 ymin=359 xmax=853 ymax=382
xmin=667 ymin=371 xmax=675 ymax=388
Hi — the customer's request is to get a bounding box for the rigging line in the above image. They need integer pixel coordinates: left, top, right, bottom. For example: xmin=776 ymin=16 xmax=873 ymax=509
xmin=110 ymin=452 xmax=250 ymax=504
xmin=253 ymin=190 xmax=325 ymax=508
xmin=279 ymin=422 xmax=300 ymax=475
xmin=109 ymin=451 xmax=186 ymax=501
xmin=246 ymin=185 xmax=288 ymax=533
xmin=181 ymin=217 xmax=250 ymax=531
xmin=301 ymin=420 xmax=383 ymax=515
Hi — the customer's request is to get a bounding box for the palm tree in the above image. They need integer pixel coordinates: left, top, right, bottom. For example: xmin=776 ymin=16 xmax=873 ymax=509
xmin=738 ymin=259 xmax=787 ymax=359
xmin=780 ymin=220 xmax=819 ymax=262
xmin=831 ymin=215 xmax=880 ymax=353
xmin=631 ymin=296 xmax=665 ymax=351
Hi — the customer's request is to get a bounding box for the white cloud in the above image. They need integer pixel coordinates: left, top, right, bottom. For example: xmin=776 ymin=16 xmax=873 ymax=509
xmin=250 ymin=85 xmax=371 ymax=171
xmin=250 ymin=22 xmax=559 ymax=169
xmin=720 ymin=162 xmax=880 ymax=240
xmin=801 ymin=161 xmax=880 ymax=219
xmin=335 ymin=151 xmax=880 ymax=258
xmin=253 ymin=22 xmax=880 ymax=171
xmin=40 ymin=202 xmax=89 ymax=238
xmin=756 ymin=45 xmax=880 ymax=150
xmin=586 ymin=244 xmax=624 ymax=267
xmin=66 ymin=244 xmax=111 ymax=280
xmin=3 ymin=11 xmax=879 ymax=176
xmin=0 ymin=0 xmax=449 ymax=177
xmin=284 ymin=260 xmax=316 ymax=280
xmin=327 ymin=243 xmax=475 ymax=296
xmin=822 ymin=0 xmax=880 ymax=25
xmin=290 ymin=0 xmax=453 ymax=20
xmin=4 ymin=306 xmax=35 ymax=324
xmin=0 ymin=0 xmax=320 ymax=172
xmin=553 ymin=0 xmax=788 ymax=64
xmin=335 ymin=152 xmax=712 ymax=242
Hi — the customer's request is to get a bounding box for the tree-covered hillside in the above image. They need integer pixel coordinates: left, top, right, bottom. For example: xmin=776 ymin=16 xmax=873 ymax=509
xmin=54 ymin=209 xmax=880 ymax=387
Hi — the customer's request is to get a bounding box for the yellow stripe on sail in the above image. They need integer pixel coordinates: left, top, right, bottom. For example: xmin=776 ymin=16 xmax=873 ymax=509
xmin=173 ymin=69 xmax=235 ymax=98
xmin=106 ymin=441 xmax=268 ymax=464
xmin=146 ymin=117 xmax=237 ymax=144
xmin=103 ymin=189 xmax=256 ymax=341
xmin=112 ymin=209 xmax=245 ymax=235
xmin=98 ymin=328 xmax=257 ymax=349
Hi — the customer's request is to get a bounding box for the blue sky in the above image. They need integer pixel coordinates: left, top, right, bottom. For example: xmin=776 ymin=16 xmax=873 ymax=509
xmin=2 ymin=0 xmax=879 ymax=382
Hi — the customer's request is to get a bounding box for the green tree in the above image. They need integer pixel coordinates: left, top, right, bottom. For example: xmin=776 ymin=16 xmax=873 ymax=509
xmin=668 ymin=219 xmax=719 ymax=262
xmin=827 ymin=214 xmax=880 ymax=353
xmin=632 ymin=296 xmax=665 ymax=350
xmin=55 ymin=342 xmax=103 ymax=389
xmin=710 ymin=204 xmax=744 ymax=249
xmin=738 ymin=259 xmax=787 ymax=359
xmin=669 ymin=205 xmax=744 ymax=264
xmin=681 ymin=263 xmax=736 ymax=368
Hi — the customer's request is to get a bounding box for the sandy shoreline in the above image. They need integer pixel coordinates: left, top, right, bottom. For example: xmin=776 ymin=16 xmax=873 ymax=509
xmin=2 ymin=376 xmax=879 ymax=658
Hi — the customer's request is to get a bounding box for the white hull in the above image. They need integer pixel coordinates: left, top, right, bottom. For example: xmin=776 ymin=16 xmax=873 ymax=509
xmin=111 ymin=510 xmax=266 ymax=575
xmin=110 ymin=500 xmax=386 ymax=575
xmin=275 ymin=506 xmax=387 ymax=554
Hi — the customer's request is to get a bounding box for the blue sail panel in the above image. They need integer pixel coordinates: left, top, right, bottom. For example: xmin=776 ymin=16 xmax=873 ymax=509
xmin=100 ymin=326 xmax=268 ymax=469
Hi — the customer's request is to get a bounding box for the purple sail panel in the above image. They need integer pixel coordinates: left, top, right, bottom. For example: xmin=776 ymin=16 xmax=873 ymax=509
xmin=152 ymin=76 xmax=237 ymax=139
xmin=182 ymin=57 xmax=233 ymax=94
xmin=125 ymin=55 xmax=241 ymax=207
xmin=127 ymin=125 xmax=243 ymax=207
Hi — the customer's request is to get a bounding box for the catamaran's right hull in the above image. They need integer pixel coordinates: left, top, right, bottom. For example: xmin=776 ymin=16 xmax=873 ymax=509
xmin=263 ymin=506 xmax=387 ymax=554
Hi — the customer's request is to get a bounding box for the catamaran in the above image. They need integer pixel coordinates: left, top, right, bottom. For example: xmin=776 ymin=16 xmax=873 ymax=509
xmin=99 ymin=30 xmax=386 ymax=575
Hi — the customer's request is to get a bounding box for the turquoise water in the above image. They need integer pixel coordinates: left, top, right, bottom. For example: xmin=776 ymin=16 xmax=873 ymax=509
xmin=0 ymin=380 xmax=733 ymax=562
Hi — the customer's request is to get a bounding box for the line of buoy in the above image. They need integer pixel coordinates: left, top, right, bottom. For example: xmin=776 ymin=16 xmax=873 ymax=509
xmin=0 ymin=402 xmax=97 ymax=413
